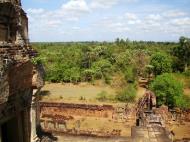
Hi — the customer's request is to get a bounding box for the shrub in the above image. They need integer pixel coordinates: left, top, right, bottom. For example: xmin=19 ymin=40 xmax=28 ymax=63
xmin=116 ymin=84 xmax=136 ymax=102
xmin=184 ymin=69 xmax=190 ymax=77
xmin=79 ymin=96 xmax=86 ymax=101
xmin=31 ymin=56 xmax=43 ymax=65
xmin=96 ymin=91 xmax=108 ymax=102
xmin=176 ymin=95 xmax=190 ymax=109
xmin=104 ymin=75 xmax=112 ymax=85
xmin=124 ymin=67 xmax=137 ymax=83
xmin=150 ymin=52 xmax=172 ymax=76
xmin=150 ymin=73 xmax=184 ymax=108
xmin=82 ymin=69 xmax=95 ymax=82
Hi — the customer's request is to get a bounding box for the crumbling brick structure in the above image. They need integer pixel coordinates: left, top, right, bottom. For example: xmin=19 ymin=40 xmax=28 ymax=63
xmin=0 ymin=0 xmax=43 ymax=142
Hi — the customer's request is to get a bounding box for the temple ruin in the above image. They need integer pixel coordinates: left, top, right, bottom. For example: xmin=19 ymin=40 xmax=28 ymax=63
xmin=0 ymin=0 xmax=43 ymax=142
xmin=1 ymin=1 xmax=190 ymax=142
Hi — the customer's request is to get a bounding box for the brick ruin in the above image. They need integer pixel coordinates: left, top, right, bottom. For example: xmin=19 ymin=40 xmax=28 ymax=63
xmin=0 ymin=0 xmax=43 ymax=142
xmin=40 ymin=102 xmax=116 ymax=136
xmin=39 ymin=102 xmax=135 ymax=138
xmin=0 ymin=1 xmax=189 ymax=142
xmin=38 ymin=92 xmax=190 ymax=141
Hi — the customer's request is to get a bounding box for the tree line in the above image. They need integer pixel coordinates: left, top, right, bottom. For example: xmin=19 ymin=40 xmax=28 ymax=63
xmin=32 ymin=36 xmax=190 ymax=108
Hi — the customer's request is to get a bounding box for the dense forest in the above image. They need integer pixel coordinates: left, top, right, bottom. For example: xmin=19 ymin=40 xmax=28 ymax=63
xmin=32 ymin=37 xmax=190 ymax=108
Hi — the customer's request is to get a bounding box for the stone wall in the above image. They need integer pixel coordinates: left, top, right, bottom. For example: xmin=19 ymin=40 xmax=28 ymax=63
xmin=8 ymin=61 xmax=33 ymax=95
xmin=39 ymin=102 xmax=116 ymax=136
xmin=0 ymin=0 xmax=21 ymax=5
xmin=40 ymin=102 xmax=114 ymax=119
xmin=39 ymin=102 xmax=136 ymax=138
xmin=0 ymin=0 xmax=43 ymax=141
xmin=0 ymin=73 xmax=9 ymax=104
xmin=0 ymin=0 xmax=28 ymax=45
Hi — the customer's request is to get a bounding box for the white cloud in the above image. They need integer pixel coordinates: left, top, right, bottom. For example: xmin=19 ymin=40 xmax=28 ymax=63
xmin=124 ymin=12 xmax=138 ymax=20
xmin=126 ymin=0 xmax=139 ymax=3
xmin=46 ymin=20 xmax=62 ymax=28
xmin=146 ymin=20 xmax=160 ymax=26
xmin=90 ymin=0 xmax=119 ymax=9
xmin=90 ymin=0 xmax=139 ymax=9
xmin=123 ymin=12 xmax=141 ymax=25
xmin=28 ymin=0 xmax=90 ymax=22
xmin=170 ymin=17 xmax=190 ymax=26
xmin=146 ymin=14 xmax=162 ymax=21
xmin=128 ymin=20 xmax=141 ymax=25
xmin=72 ymin=26 xmax=81 ymax=30
xmin=27 ymin=0 xmax=90 ymax=31
xmin=93 ymin=16 xmax=131 ymax=34
xmin=108 ymin=22 xmax=130 ymax=33
xmin=61 ymin=0 xmax=90 ymax=13
xmin=163 ymin=10 xmax=187 ymax=18
xmin=26 ymin=0 xmax=190 ymax=41
xmin=27 ymin=0 xmax=92 ymax=41
xmin=108 ymin=22 xmax=124 ymax=28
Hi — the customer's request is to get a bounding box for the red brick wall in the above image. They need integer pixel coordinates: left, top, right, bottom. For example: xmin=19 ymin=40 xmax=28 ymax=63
xmin=40 ymin=102 xmax=114 ymax=119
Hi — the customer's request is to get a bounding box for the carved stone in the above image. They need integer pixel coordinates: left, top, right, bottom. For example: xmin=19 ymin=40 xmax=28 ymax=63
xmin=0 ymin=0 xmax=43 ymax=142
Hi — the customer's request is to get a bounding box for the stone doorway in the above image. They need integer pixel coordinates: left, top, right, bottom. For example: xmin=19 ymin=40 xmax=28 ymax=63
xmin=1 ymin=116 xmax=22 ymax=142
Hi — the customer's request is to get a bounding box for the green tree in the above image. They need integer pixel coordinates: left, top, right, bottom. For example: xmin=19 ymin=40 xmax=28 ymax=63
xmin=116 ymin=84 xmax=137 ymax=102
xmin=173 ymin=36 xmax=190 ymax=71
xmin=133 ymin=49 xmax=149 ymax=76
xmin=150 ymin=52 xmax=172 ymax=76
xmin=124 ymin=66 xmax=137 ymax=83
xmin=82 ymin=69 xmax=95 ymax=82
xmin=81 ymin=46 xmax=96 ymax=68
xmin=114 ymin=50 xmax=133 ymax=70
xmin=150 ymin=73 xmax=184 ymax=108
xmin=92 ymin=59 xmax=112 ymax=80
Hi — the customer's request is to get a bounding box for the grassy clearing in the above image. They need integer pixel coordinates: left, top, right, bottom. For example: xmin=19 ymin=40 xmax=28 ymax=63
xmin=41 ymin=79 xmax=146 ymax=105
xmin=40 ymin=82 xmax=146 ymax=105
xmin=41 ymin=82 xmax=116 ymax=104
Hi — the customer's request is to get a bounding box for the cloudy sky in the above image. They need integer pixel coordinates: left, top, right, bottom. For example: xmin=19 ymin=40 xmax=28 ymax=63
xmin=22 ymin=0 xmax=190 ymax=42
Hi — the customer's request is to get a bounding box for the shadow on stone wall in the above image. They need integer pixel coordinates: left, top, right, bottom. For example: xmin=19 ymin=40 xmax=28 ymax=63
xmin=37 ymin=125 xmax=58 ymax=142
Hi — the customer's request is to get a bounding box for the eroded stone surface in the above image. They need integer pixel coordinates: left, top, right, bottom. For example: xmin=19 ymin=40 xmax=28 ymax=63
xmin=0 ymin=0 xmax=43 ymax=141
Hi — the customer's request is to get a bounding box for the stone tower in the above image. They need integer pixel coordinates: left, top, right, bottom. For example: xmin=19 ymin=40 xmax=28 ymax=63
xmin=0 ymin=0 xmax=28 ymax=46
xmin=0 ymin=0 xmax=44 ymax=142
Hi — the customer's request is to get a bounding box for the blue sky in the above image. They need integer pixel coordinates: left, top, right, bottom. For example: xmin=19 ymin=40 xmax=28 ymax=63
xmin=22 ymin=0 xmax=190 ymax=42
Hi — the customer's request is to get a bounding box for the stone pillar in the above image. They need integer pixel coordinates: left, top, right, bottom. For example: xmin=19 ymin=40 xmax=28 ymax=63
xmin=30 ymin=89 xmax=39 ymax=142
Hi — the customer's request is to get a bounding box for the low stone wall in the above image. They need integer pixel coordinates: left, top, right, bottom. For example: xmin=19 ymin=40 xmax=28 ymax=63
xmin=40 ymin=102 xmax=114 ymax=119
xmin=155 ymin=106 xmax=190 ymax=123
xmin=39 ymin=102 xmax=125 ymax=137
